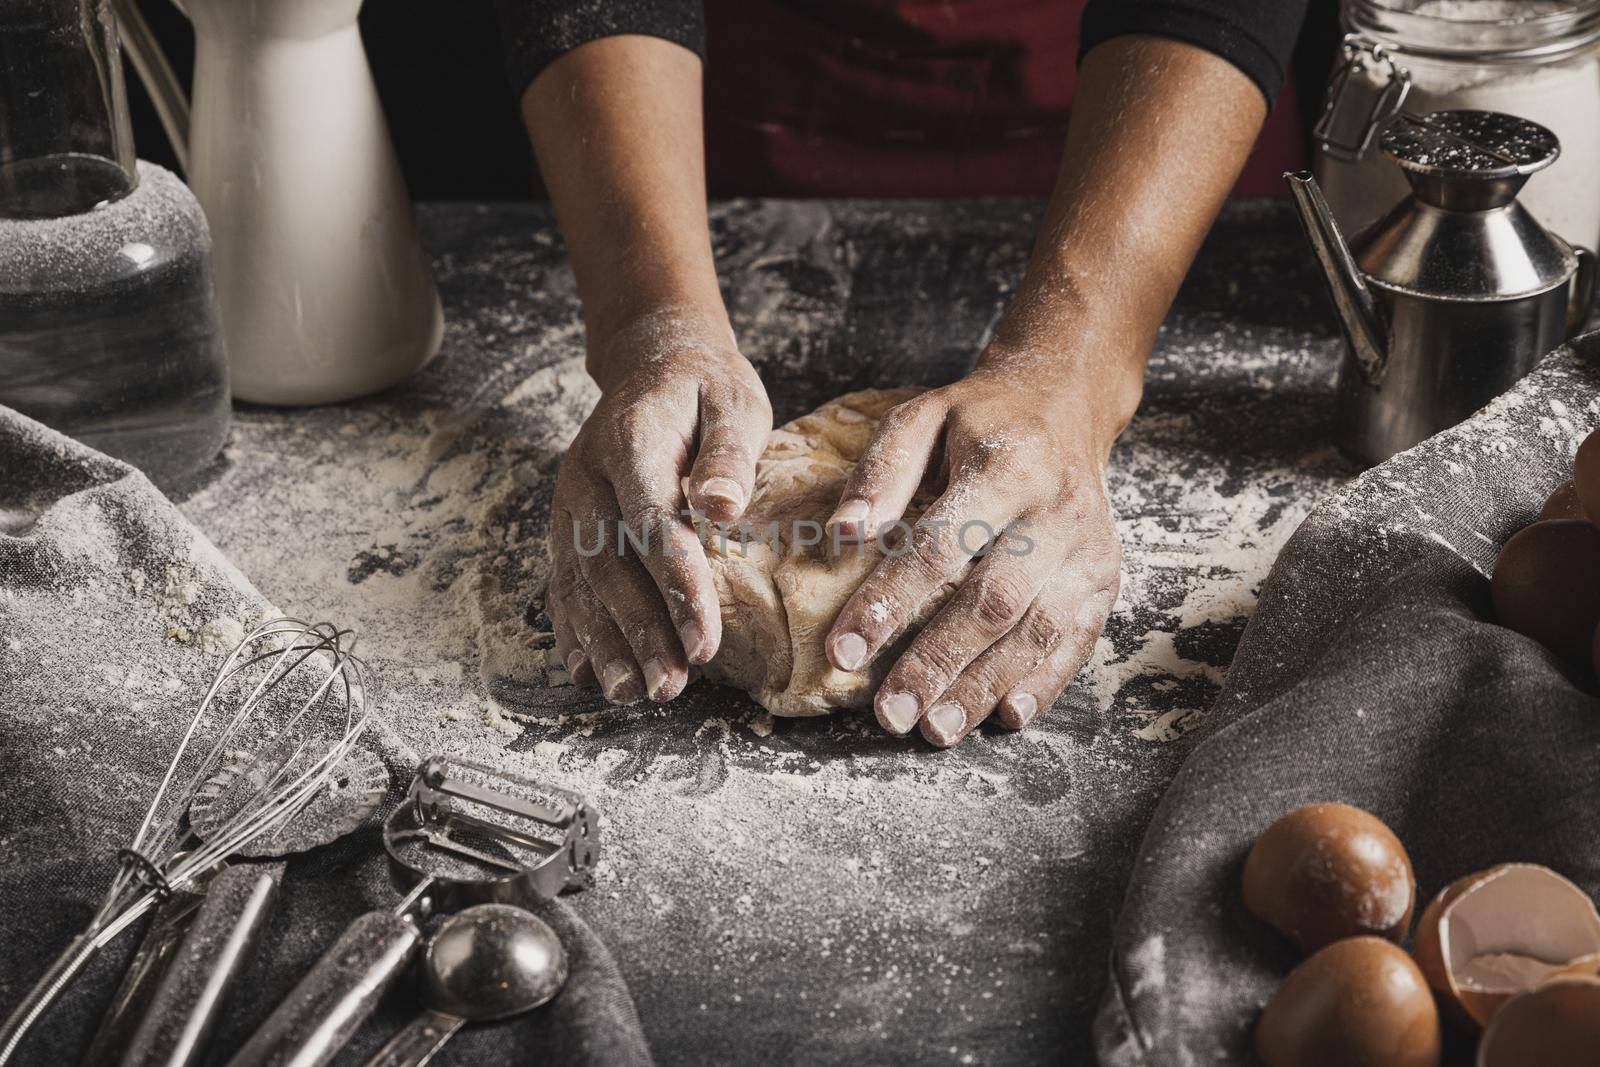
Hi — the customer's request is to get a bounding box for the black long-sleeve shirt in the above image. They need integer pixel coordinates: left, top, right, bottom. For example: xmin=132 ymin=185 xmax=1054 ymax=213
xmin=493 ymin=0 xmax=1310 ymax=107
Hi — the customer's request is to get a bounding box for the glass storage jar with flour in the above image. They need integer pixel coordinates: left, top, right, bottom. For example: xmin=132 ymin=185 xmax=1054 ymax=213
xmin=1316 ymin=0 xmax=1600 ymax=254
xmin=0 ymin=0 xmax=230 ymax=489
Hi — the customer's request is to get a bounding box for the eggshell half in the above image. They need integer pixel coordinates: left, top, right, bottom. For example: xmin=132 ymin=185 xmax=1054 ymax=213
xmin=1256 ymin=936 xmax=1441 ymax=1067
xmin=1476 ymin=976 xmax=1600 ymax=1067
xmin=1413 ymin=863 xmax=1600 ymax=1032
xmin=1538 ymin=481 xmax=1586 ymax=523
xmin=1571 ymin=428 xmax=1600 ymax=524
xmin=1490 ymin=520 xmax=1600 ymax=663
xmin=1243 ymin=802 xmax=1415 ymax=954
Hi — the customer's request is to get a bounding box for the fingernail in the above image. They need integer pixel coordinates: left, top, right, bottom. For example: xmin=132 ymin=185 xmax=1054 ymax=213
xmin=601 ymin=661 xmax=637 ymax=703
xmin=1005 ymin=691 xmax=1038 ymax=728
xmin=926 ymin=702 xmax=966 ymax=745
xmin=829 ymin=498 xmax=869 ymax=531
xmin=879 ymin=691 xmax=920 ymax=734
xmin=643 ymin=658 xmax=670 ymax=701
xmin=680 ymin=620 xmax=707 ymax=663
xmin=698 ymin=477 xmax=746 ymax=512
xmin=830 ymin=631 xmax=868 ymax=671
xmin=565 ymin=649 xmax=586 ymax=675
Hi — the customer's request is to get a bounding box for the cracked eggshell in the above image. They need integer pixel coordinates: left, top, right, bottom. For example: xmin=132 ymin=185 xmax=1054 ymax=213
xmin=1256 ymin=936 xmax=1442 ymax=1067
xmin=1476 ymin=976 xmax=1600 ymax=1067
xmin=1413 ymin=863 xmax=1600 ymax=1032
xmin=1243 ymin=802 xmax=1416 ymax=954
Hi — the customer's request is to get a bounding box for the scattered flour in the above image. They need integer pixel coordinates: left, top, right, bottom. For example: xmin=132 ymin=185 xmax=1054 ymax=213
xmin=162 ymin=199 xmax=1357 ymax=1059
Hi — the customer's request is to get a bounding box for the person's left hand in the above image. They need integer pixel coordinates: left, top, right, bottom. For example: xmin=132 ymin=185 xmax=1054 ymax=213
xmin=823 ymin=359 xmax=1125 ymax=747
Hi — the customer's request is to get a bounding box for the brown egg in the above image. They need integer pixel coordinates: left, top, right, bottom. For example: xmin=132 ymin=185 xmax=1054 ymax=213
xmin=1572 ymin=428 xmax=1600 ymax=524
xmin=1413 ymin=864 xmax=1600 ymax=1032
xmin=1490 ymin=519 xmax=1600 ymax=663
xmin=1256 ymin=936 xmax=1442 ymax=1067
xmin=1476 ymin=976 xmax=1600 ymax=1067
xmin=1539 ymin=481 xmax=1587 ymax=523
xmin=1243 ymin=803 xmax=1416 ymax=954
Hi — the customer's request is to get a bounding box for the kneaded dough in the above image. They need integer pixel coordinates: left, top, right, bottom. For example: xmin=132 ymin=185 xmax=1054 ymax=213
xmin=700 ymin=388 xmax=966 ymax=716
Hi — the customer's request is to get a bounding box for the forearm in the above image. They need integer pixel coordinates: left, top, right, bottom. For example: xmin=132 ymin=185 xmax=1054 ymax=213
xmin=521 ymin=35 xmax=727 ymax=391
xmin=984 ymin=35 xmax=1267 ymax=449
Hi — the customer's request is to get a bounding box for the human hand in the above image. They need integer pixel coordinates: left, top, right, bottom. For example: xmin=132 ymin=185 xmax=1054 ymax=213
xmin=547 ymin=309 xmax=772 ymax=704
xmin=823 ymin=358 xmax=1124 ymax=746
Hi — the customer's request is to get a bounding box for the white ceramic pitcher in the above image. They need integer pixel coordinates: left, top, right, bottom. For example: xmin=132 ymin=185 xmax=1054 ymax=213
xmin=118 ymin=0 xmax=443 ymax=405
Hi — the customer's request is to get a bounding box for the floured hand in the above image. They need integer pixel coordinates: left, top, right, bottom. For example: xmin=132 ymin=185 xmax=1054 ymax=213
xmin=547 ymin=308 xmax=771 ymax=704
xmin=823 ymin=361 xmax=1123 ymax=747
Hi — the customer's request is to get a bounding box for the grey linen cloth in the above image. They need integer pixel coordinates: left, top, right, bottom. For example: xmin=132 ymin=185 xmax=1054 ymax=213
xmin=0 ymin=408 xmax=652 ymax=1066
xmin=1096 ymin=337 xmax=1600 ymax=1065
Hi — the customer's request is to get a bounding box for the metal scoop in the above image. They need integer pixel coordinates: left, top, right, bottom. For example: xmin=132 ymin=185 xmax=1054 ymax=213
xmin=361 ymin=904 xmax=567 ymax=1067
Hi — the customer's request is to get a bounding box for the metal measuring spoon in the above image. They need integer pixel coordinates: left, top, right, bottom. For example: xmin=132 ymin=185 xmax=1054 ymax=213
xmin=363 ymin=904 xmax=568 ymax=1067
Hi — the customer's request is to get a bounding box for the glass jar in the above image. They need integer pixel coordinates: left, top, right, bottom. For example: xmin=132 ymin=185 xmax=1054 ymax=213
xmin=0 ymin=0 xmax=230 ymax=490
xmin=1315 ymin=0 xmax=1600 ymax=253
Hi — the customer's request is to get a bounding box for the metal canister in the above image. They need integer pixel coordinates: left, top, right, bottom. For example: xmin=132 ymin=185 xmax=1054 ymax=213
xmin=1288 ymin=110 xmax=1594 ymax=464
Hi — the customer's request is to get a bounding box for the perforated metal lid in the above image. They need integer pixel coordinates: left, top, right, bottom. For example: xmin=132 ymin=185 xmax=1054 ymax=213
xmin=1381 ymin=110 xmax=1560 ymax=180
xmin=1352 ymin=107 xmax=1578 ymax=300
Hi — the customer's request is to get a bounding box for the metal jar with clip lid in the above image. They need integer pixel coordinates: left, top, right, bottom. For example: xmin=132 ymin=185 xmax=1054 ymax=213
xmin=1287 ymin=109 xmax=1595 ymax=464
xmin=1314 ymin=0 xmax=1600 ymax=255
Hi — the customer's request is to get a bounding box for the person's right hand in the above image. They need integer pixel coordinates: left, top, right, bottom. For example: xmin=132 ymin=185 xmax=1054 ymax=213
xmin=547 ymin=310 xmax=772 ymax=704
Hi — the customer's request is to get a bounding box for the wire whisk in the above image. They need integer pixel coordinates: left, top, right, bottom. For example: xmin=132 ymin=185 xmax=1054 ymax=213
xmin=0 ymin=618 xmax=375 ymax=1064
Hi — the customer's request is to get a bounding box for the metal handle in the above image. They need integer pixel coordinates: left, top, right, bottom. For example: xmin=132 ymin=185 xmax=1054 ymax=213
xmin=0 ymin=933 xmax=104 ymax=1064
xmin=361 ymin=1011 xmax=465 ymax=1067
xmin=1567 ymin=246 xmax=1596 ymax=339
xmin=223 ymin=910 xmax=423 ymax=1067
xmin=1315 ymin=34 xmax=1412 ymax=165
xmin=81 ymin=885 xmax=210 ymax=1067
xmin=122 ymin=864 xmax=281 ymax=1067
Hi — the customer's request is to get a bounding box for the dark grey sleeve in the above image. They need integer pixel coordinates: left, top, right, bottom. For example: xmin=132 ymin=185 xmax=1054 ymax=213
xmin=492 ymin=0 xmax=706 ymax=98
xmin=1079 ymin=0 xmax=1311 ymax=105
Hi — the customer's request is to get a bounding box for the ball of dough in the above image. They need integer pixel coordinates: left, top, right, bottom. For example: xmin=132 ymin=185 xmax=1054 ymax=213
xmin=699 ymin=388 xmax=968 ymax=716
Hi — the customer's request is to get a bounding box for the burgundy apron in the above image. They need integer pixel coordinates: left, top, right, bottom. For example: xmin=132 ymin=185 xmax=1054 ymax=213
xmin=702 ymin=0 xmax=1305 ymax=197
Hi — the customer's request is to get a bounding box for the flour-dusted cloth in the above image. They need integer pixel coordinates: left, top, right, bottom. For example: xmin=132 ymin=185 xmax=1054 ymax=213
xmin=0 ymin=407 xmax=652 ymax=1066
xmin=1096 ymin=338 xmax=1600 ymax=1065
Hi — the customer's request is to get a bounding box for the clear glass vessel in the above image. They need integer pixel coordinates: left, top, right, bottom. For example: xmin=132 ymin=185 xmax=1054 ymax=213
xmin=0 ymin=0 xmax=230 ymax=489
xmin=1315 ymin=0 xmax=1600 ymax=252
